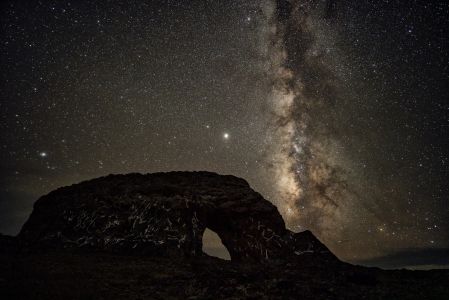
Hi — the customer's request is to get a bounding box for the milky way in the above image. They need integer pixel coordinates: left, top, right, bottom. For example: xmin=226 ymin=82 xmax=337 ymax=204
xmin=262 ymin=0 xmax=358 ymax=248
xmin=1 ymin=0 xmax=448 ymax=266
xmin=261 ymin=0 xmax=449 ymax=261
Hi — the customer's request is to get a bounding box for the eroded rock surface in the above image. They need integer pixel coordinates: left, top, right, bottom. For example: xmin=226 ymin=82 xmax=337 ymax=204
xmin=18 ymin=171 xmax=333 ymax=262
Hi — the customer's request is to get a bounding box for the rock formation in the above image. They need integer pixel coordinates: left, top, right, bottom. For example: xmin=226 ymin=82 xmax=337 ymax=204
xmin=2 ymin=172 xmax=448 ymax=299
xmin=18 ymin=171 xmax=334 ymax=262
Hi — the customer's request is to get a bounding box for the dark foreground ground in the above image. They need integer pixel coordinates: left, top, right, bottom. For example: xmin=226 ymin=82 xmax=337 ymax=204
xmin=1 ymin=252 xmax=448 ymax=300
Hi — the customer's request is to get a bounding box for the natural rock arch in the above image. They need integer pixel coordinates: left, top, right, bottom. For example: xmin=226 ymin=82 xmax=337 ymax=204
xmin=18 ymin=172 xmax=335 ymax=262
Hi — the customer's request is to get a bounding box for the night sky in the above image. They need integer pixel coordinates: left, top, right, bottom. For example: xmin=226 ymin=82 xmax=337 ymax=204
xmin=1 ymin=0 xmax=448 ymax=268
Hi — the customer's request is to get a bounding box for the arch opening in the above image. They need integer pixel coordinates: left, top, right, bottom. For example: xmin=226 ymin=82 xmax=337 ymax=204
xmin=202 ymin=228 xmax=231 ymax=260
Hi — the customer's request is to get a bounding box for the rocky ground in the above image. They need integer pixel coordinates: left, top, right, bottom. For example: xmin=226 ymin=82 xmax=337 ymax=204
xmin=1 ymin=251 xmax=448 ymax=299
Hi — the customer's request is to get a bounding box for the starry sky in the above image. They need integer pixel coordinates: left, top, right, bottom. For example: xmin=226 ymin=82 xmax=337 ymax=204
xmin=1 ymin=0 xmax=448 ymax=268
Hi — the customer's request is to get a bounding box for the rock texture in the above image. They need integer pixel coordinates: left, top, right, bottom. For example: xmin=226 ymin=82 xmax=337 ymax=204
xmin=18 ymin=172 xmax=333 ymax=262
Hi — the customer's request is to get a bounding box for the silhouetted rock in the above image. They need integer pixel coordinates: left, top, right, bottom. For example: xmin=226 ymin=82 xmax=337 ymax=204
xmin=1 ymin=172 xmax=448 ymax=299
xmin=18 ymin=172 xmax=334 ymax=262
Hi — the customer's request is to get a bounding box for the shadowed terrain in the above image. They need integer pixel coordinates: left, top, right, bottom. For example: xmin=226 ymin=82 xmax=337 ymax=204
xmin=0 ymin=172 xmax=448 ymax=299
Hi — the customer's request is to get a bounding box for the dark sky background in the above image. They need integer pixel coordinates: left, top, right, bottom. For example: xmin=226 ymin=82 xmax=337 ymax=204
xmin=1 ymin=0 xmax=448 ymax=268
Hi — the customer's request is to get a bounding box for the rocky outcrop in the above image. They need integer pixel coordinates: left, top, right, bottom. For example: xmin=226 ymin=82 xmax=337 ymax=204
xmin=18 ymin=171 xmax=334 ymax=262
xmin=5 ymin=172 xmax=449 ymax=299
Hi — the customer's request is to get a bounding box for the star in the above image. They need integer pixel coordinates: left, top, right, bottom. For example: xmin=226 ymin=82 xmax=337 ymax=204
xmin=223 ymin=133 xmax=230 ymax=140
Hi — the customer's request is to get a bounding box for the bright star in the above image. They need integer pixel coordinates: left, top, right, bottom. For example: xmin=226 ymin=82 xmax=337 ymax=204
xmin=223 ymin=133 xmax=229 ymax=139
